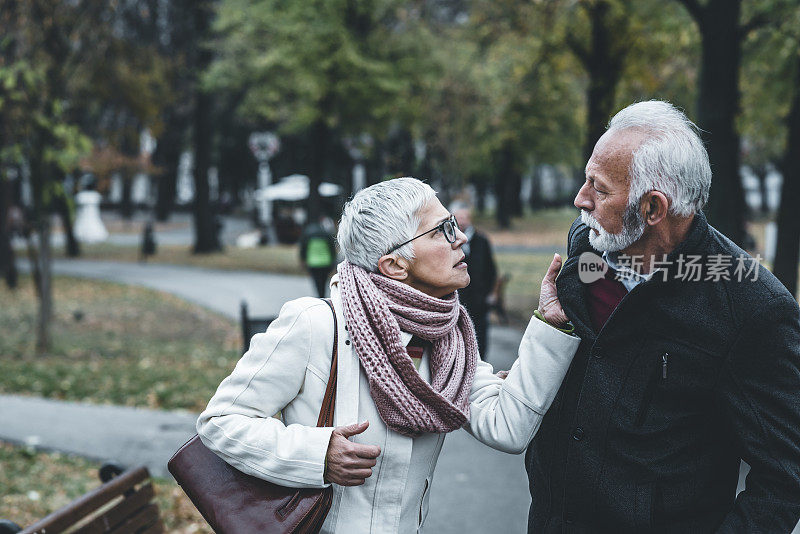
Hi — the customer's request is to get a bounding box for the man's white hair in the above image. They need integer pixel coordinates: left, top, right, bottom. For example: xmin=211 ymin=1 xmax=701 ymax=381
xmin=607 ymin=100 xmax=711 ymax=217
xmin=337 ymin=177 xmax=437 ymax=271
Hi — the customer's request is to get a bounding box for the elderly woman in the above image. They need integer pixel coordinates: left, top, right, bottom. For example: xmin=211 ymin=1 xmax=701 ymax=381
xmin=197 ymin=177 xmax=579 ymax=533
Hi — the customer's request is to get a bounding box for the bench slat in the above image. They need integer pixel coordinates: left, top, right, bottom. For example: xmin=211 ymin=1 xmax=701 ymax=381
xmin=108 ymin=504 xmax=159 ymax=534
xmin=138 ymin=522 xmax=163 ymax=534
xmin=20 ymin=468 xmax=150 ymax=534
xmin=70 ymin=484 xmax=156 ymax=534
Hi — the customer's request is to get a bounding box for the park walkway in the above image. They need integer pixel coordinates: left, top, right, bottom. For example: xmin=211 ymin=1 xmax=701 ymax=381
xmin=2 ymin=259 xmax=531 ymax=533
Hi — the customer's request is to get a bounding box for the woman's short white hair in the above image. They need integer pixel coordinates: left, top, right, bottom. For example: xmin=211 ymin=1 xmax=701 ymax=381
xmin=607 ymin=100 xmax=711 ymax=217
xmin=337 ymin=177 xmax=437 ymax=271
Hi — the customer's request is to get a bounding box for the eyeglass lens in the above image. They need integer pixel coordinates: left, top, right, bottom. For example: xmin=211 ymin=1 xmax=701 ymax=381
xmin=443 ymin=218 xmax=457 ymax=242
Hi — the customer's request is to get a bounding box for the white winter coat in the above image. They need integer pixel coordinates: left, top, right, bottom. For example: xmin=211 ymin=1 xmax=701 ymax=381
xmin=197 ymin=275 xmax=580 ymax=533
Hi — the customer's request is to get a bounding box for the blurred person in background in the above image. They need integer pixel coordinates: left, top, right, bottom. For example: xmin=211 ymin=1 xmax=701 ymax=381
xmin=300 ymin=216 xmax=338 ymax=297
xmin=198 ymin=177 xmax=579 ymax=533
xmin=450 ymin=201 xmax=497 ymax=359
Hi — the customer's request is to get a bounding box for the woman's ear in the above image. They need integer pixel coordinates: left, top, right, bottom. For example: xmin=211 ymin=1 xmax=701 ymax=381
xmin=377 ymin=254 xmax=410 ymax=281
xmin=643 ymin=191 xmax=669 ymax=226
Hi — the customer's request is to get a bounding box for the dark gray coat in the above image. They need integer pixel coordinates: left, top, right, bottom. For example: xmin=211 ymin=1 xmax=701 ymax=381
xmin=459 ymin=230 xmax=497 ymax=317
xmin=526 ymin=212 xmax=800 ymax=533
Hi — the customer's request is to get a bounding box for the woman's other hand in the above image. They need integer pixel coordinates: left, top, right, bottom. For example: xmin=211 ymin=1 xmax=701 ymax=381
xmin=325 ymin=421 xmax=381 ymax=486
xmin=538 ymin=253 xmax=569 ymax=328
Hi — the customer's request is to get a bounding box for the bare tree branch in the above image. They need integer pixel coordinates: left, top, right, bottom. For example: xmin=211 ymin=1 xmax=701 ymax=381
xmin=739 ymin=10 xmax=778 ymax=42
xmin=674 ymin=0 xmax=704 ymax=25
xmin=566 ymin=34 xmax=590 ymax=69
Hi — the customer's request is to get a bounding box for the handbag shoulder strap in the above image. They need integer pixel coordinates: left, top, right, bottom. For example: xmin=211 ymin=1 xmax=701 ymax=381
xmin=316 ymin=298 xmax=338 ymax=427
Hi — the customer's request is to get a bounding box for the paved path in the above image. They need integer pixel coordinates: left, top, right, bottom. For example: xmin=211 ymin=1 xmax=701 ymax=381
xmin=4 ymin=259 xmax=531 ymax=533
xmin=36 ymin=259 xmax=317 ymax=318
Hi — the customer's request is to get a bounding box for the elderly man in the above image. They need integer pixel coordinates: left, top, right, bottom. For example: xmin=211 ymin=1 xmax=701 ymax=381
xmin=526 ymin=100 xmax=800 ymax=532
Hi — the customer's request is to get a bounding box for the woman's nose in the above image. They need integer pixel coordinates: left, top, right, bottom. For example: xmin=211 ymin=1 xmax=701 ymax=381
xmin=453 ymin=227 xmax=468 ymax=248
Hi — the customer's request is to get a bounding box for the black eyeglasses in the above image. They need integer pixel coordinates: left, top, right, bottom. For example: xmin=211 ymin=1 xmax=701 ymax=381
xmin=386 ymin=214 xmax=460 ymax=255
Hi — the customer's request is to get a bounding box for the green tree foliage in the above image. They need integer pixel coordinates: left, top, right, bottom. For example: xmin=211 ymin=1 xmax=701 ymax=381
xmin=413 ymin=1 xmax=585 ymax=224
xmin=755 ymin=4 xmax=800 ymax=294
xmin=1 ymin=1 xmax=93 ymax=352
xmin=208 ymin=0 xmax=420 ymax=219
xmin=673 ymin=0 xmax=795 ymax=245
xmin=0 ymin=0 xmax=173 ymax=351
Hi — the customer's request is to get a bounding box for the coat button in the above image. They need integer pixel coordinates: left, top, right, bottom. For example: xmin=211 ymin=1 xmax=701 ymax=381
xmin=345 ymin=339 xmax=351 ymax=345
xmin=565 ymin=511 xmax=575 ymax=524
xmin=594 ymin=351 xmax=603 ymax=359
xmin=572 ymin=427 xmax=584 ymax=441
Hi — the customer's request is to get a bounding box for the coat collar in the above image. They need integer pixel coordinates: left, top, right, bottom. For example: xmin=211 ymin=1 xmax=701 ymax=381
xmin=330 ymin=270 xmax=416 ymax=348
xmin=556 ymin=211 xmax=711 ymax=339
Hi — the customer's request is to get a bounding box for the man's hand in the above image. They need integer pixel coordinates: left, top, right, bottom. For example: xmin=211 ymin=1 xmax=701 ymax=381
xmin=324 ymin=421 xmax=381 ymax=486
xmin=538 ymin=253 xmax=569 ymax=328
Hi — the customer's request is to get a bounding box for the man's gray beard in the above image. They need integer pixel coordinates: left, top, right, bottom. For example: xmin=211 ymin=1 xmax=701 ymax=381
xmin=581 ymin=203 xmax=646 ymax=253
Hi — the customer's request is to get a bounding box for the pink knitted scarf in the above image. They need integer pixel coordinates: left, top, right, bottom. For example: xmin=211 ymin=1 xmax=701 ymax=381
xmin=338 ymin=261 xmax=478 ymax=437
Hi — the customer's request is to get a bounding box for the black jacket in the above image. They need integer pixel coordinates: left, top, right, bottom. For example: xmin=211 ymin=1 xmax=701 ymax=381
xmin=459 ymin=230 xmax=497 ymax=317
xmin=526 ymin=212 xmax=800 ymax=533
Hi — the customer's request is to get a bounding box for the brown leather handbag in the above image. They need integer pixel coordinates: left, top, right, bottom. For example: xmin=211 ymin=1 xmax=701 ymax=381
xmin=168 ymin=299 xmax=339 ymax=533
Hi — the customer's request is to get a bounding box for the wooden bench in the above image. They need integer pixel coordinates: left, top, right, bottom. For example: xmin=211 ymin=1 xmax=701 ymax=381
xmin=240 ymin=300 xmax=276 ymax=354
xmin=1 ymin=464 xmax=163 ymax=534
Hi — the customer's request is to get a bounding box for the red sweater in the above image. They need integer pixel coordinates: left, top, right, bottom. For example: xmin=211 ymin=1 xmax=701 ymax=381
xmin=587 ymin=270 xmax=628 ymax=333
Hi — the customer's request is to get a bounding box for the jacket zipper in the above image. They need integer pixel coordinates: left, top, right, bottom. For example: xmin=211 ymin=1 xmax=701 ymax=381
xmin=634 ymin=352 xmax=670 ymax=427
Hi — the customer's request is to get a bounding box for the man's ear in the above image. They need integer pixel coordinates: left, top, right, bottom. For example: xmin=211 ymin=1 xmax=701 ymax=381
xmin=377 ymin=254 xmax=410 ymax=281
xmin=643 ymin=191 xmax=669 ymax=226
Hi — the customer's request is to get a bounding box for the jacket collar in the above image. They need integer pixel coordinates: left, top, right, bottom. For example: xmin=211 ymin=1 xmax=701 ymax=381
xmin=556 ymin=211 xmax=711 ymax=339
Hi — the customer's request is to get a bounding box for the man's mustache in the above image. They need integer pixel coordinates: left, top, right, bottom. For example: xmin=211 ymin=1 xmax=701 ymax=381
xmin=581 ymin=210 xmax=603 ymax=232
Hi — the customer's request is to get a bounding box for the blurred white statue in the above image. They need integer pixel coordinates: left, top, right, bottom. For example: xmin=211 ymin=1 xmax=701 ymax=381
xmin=74 ymin=190 xmax=109 ymax=243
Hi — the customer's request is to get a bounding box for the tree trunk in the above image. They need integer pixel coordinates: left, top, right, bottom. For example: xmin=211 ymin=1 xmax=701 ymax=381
xmin=119 ymin=172 xmax=134 ymax=220
xmin=693 ymin=0 xmax=746 ymax=245
xmin=29 ymin=136 xmax=53 ymax=353
xmin=529 ymin=165 xmax=543 ymax=210
xmin=35 ymin=217 xmax=52 ymax=352
xmin=582 ymin=0 xmax=626 ymax=162
xmin=752 ymin=163 xmax=770 ymax=214
xmin=53 ymin=184 xmax=80 ymax=257
xmin=509 ymin=172 xmax=523 ymax=217
xmin=474 ymin=176 xmax=488 ymax=214
xmin=191 ymin=0 xmax=221 ymax=254
xmin=772 ymin=56 xmax=800 ymax=297
xmin=0 ymin=176 xmax=18 ymax=289
xmin=493 ymin=142 xmax=518 ymax=229
xmin=191 ymin=96 xmax=221 ymax=253
xmin=153 ymin=114 xmax=185 ymax=221
xmin=307 ymin=117 xmax=330 ymax=223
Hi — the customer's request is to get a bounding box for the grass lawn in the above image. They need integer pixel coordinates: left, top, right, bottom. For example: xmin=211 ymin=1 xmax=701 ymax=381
xmin=0 ymin=442 xmax=211 ymax=533
xmin=0 ymin=275 xmax=239 ymax=411
xmin=494 ymin=253 xmax=559 ymax=324
xmin=473 ymin=206 xmax=576 ymax=249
